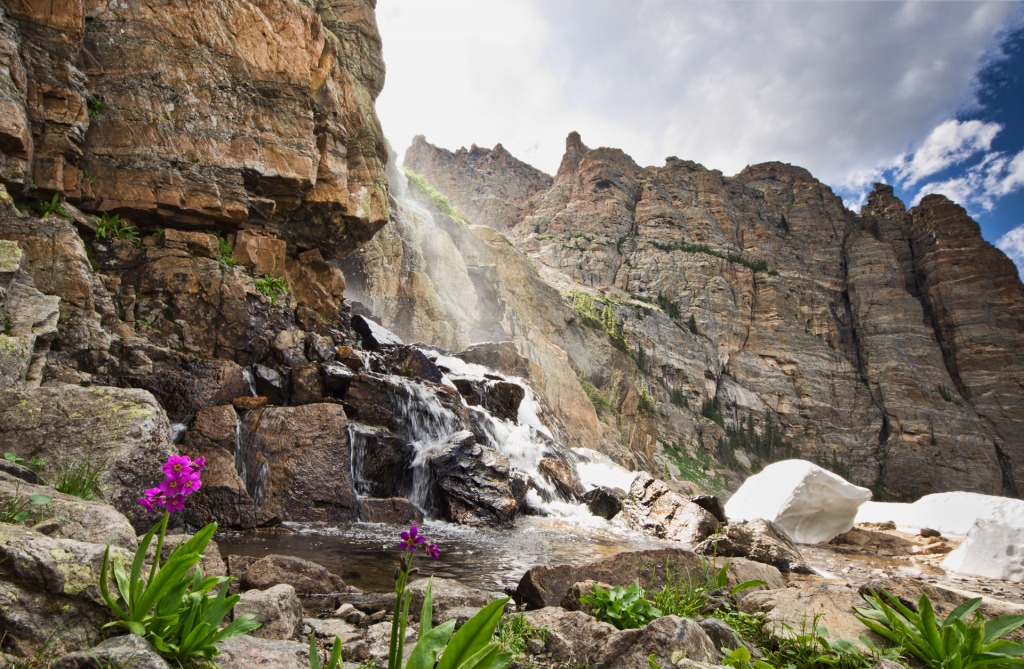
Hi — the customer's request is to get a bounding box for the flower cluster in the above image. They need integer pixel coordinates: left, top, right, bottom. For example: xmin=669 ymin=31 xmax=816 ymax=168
xmin=139 ymin=455 xmax=205 ymax=514
xmin=398 ymin=524 xmax=442 ymax=560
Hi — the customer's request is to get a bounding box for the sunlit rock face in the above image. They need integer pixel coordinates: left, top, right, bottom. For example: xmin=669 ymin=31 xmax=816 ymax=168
xmin=403 ymin=134 xmax=1024 ymax=500
xmin=1 ymin=0 xmax=388 ymax=258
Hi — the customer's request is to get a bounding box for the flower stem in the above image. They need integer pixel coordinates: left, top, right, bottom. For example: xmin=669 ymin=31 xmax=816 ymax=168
xmin=147 ymin=511 xmax=169 ymax=587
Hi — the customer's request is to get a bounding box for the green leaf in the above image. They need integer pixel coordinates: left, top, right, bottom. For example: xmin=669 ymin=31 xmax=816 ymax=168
xmin=420 ymin=577 xmax=434 ymax=637
xmin=984 ymin=614 xmax=1024 ymax=644
xmin=436 ymin=598 xmax=509 ymax=669
xmin=405 ymin=619 xmax=456 ymax=669
xmin=327 ymin=635 xmax=343 ymax=668
xmin=28 ymin=493 xmax=52 ymax=506
xmin=731 ymin=579 xmax=768 ymax=595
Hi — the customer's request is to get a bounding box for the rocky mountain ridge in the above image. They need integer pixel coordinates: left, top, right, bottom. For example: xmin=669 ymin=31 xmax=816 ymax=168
xmin=401 ymin=133 xmax=1024 ymax=500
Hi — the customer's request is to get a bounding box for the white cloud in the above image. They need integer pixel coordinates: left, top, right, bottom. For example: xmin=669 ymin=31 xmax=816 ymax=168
xmin=910 ymin=148 xmax=1024 ymax=212
xmin=997 ymin=225 xmax=1024 ymax=277
xmin=376 ymin=1 xmax=1019 ymax=180
xmin=894 ymin=119 xmax=1003 ymax=187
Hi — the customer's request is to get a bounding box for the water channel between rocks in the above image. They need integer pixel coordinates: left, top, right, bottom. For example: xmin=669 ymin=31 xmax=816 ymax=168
xmin=217 ymin=516 xmax=675 ymax=595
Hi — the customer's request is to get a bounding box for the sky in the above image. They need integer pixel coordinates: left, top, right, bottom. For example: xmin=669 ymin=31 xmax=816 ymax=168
xmin=375 ymin=1 xmax=1024 ymax=274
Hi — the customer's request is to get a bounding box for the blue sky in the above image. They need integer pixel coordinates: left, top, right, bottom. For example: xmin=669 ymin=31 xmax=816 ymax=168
xmin=376 ymin=1 xmax=1024 ymax=273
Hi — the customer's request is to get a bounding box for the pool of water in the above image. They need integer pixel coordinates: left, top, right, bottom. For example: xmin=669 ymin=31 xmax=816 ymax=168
xmin=217 ymin=515 xmax=673 ymax=596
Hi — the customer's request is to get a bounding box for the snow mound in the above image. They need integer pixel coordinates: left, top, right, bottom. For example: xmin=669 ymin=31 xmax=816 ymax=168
xmin=856 ymin=492 xmax=1024 ymax=538
xmin=724 ymin=459 xmax=871 ymax=544
xmin=942 ymin=502 xmax=1024 ymax=583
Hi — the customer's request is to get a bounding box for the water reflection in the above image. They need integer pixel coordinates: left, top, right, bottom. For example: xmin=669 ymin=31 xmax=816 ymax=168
xmin=217 ymin=516 xmax=673 ymax=596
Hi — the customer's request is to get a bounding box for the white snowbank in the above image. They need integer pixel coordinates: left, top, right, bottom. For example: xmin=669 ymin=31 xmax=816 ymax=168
xmin=855 ymin=492 xmax=1024 ymax=538
xmin=725 ymin=459 xmax=871 ymax=544
xmin=942 ymin=503 xmax=1024 ymax=582
xmin=572 ymin=448 xmax=639 ymax=492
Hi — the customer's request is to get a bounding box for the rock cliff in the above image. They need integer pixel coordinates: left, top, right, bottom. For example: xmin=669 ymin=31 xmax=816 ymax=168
xmin=402 ymin=134 xmax=1024 ymax=500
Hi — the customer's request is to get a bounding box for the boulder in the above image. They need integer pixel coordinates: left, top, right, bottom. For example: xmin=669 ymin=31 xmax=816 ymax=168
xmin=181 ymin=405 xmax=263 ymax=530
xmin=406 ymin=577 xmax=490 ymax=623
xmin=513 ymin=548 xmax=783 ymax=610
xmin=215 ymin=635 xmax=309 ymax=669
xmin=455 ymin=342 xmax=533 ymax=379
xmin=238 ymin=404 xmax=357 ymax=523
xmin=253 ymin=364 xmax=288 ymax=406
xmin=231 ymin=230 xmax=287 ymax=278
xmin=50 ymin=635 xmax=171 ymax=669
xmin=726 ymin=460 xmax=871 ymax=544
xmin=583 ymin=486 xmax=623 ymax=519
xmin=739 ymin=582 xmax=877 ymax=649
xmin=374 ymin=345 xmax=444 ymax=384
xmin=352 ymin=314 xmax=403 ymax=349
xmin=619 ymin=473 xmax=720 ymax=544
xmin=601 ymin=615 xmax=719 ymax=668
xmin=289 ymin=362 xmax=324 ymax=405
xmin=284 ymin=248 xmax=347 ymax=319
xmin=358 ymin=497 xmax=423 ymax=525
xmin=522 ymin=608 xmax=618 ymax=668
xmin=0 ymin=470 xmax=137 ymax=550
xmin=239 ymin=554 xmax=345 ymax=595
xmin=537 ymin=456 xmax=586 ymax=502
xmin=350 ymin=425 xmax=414 ymax=497
xmin=691 ymin=495 xmax=728 ymax=523
xmin=695 ymin=519 xmax=812 ymax=574
xmin=0 ymin=385 xmax=177 ymax=531
xmin=0 ymin=526 xmax=128 ymax=656
xmin=236 ymin=584 xmax=303 ymax=640
xmin=427 ymin=430 xmax=520 ymax=527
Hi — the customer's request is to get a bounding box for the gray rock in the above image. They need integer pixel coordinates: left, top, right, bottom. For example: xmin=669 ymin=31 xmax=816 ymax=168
xmin=601 ymin=615 xmax=719 ymax=668
xmin=352 ymin=314 xmax=404 ymax=349
xmin=0 ymin=385 xmax=176 ymax=531
xmin=50 ymin=635 xmax=171 ymax=669
xmin=236 ymin=584 xmax=303 ymax=640
xmin=620 ymin=473 xmax=720 ymax=545
xmin=514 ymin=548 xmax=783 ymax=610
xmin=522 ymin=608 xmax=617 ymax=668
xmin=695 ymin=518 xmax=812 ymax=574
xmin=239 ymin=554 xmax=345 ymax=594
xmin=406 ymin=577 xmax=490 ymax=623
xmin=0 ymin=470 xmax=137 ymax=550
xmin=0 ymin=526 xmax=126 ymax=656
xmin=427 ymin=430 xmax=520 ymax=527
xmin=215 ymin=635 xmax=309 ymax=669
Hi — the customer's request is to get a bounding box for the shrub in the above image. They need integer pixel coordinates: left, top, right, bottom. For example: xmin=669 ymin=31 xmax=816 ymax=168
xmin=0 ymin=485 xmax=52 ymax=524
xmin=255 ymin=274 xmax=288 ymax=304
xmin=496 ymin=613 xmax=549 ymax=657
xmin=94 ymin=213 xmax=140 ymax=244
xmin=855 ymin=589 xmax=1024 ymax=668
xmin=580 ymin=379 xmax=610 ymax=414
xmin=54 ymin=457 xmax=105 ymax=500
xmin=215 ymin=234 xmax=238 ymax=267
xmin=651 ymin=560 xmax=765 ymax=620
xmin=87 ymin=97 xmax=110 ymax=119
xmin=580 ymin=582 xmax=662 ymax=630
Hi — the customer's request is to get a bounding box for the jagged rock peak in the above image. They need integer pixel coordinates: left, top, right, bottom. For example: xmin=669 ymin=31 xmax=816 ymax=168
xmin=735 ymin=161 xmax=817 ymax=184
xmin=403 ymin=135 xmax=553 ymax=231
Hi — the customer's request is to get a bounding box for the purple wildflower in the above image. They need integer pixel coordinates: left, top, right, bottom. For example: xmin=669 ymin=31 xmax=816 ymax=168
xmin=424 ymin=543 xmax=442 ymax=560
xmin=138 ymin=455 xmax=205 ymax=514
xmin=398 ymin=525 xmax=427 ymax=552
xmin=162 ymin=455 xmax=193 ymax=478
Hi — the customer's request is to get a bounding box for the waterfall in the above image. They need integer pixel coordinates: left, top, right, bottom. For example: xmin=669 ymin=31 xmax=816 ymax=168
xmin=234 ymin=411 xmax=271 ymax=507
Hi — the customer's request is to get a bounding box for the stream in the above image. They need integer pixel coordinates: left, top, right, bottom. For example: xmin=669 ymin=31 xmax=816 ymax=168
xmin=217 ymin=515 xmax=673 ymax=596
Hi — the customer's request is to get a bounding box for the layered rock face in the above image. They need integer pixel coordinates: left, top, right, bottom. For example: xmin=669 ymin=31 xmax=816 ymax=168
xmin=1 ymin=0 xmax=387 ymax=257
xmin=402 ymin=134 xmax=1024 ymax=500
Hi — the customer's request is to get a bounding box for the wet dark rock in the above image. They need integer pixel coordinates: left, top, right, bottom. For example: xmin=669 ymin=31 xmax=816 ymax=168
xmin=427 ymin=430 xmax=520 ymax=527
xmin=322 ymin=362 xmax=355 ymax=397
xmin=455 ymin=341 xmax=532 ymax=379
xmin=253 ymin=364 xmax=287 ymax=405
xmin=290 ymin=362 xmax=324 ymax=405
xmin=239 ymin=404 xmax=356 ymax=522
xmin=374 ymin=345 xmax=444 ymax=384
xmin=692 ymin=495 xmax=728 ymax=523
xmin=510 ymin=468 xmax=531 ymax=509
xmin=695 ymin=518 xmax=812 ymax=574
xmin=358 ymin=497 xmax=422 ymax=524
xmin=352 ymin=314 xmax=403 ymax=349
xmin=120 ymin=357 xmax=248 ymax=424
xmin=921 ymin=528 xmax=942 ymax=538
xmin=583 ymin=486 xmax=623 ymax=519
xmin=537 ymin=456 xmax=585 ymax=502
xmin=0 ymin=457 xmax=39 ymax=484
xmin=350 ymin=425 xmax=414 ymax=497
xmin=233 ymin=395 xmax=268 ymax=411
